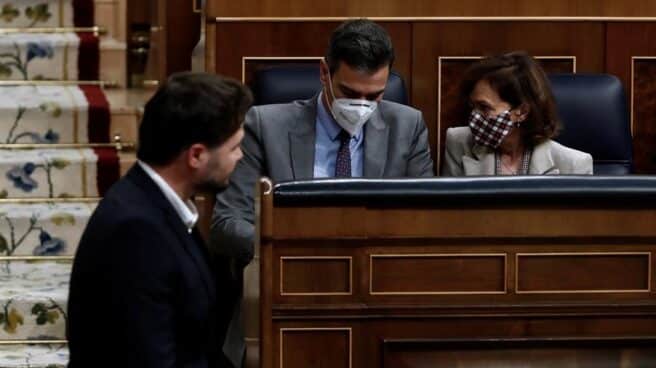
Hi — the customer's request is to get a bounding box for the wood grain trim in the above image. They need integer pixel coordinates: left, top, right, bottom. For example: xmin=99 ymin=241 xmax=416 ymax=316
xmin=280 ymin=256 xmax=353 ymax=296
xmin=383 ymin=336 xmax=656 ymax=347
xmin=205 ymin=22 xmax=216 ymax=73
xmin=193 ymin=0 xmax=202 ymax=13
xmin=216 ymin=17 xmax=656 ymax=22
xmin=515 ymin=252 xmax=652 ymax=294
xmin=241 ymin=56 xmax=323 ymax=83
xmin=369 ymin=253 xmax=508 ymax=295
xmin=436 ymin=56 xmax=576 ymax=172
xmin=279 ymin=327 xmax=352 ymax=368
xmin=630 ymin=56 xmax=656 ymax=138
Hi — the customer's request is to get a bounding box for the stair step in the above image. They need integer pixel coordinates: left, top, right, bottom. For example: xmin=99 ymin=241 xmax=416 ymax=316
xmin=0 ymin=34 xmax=125 ymax=84
xmin=0 ymin=201 xmax=97 ymax=257
xmin=0 ymin=148 xmax=120 ymax=198
xmin=0 ymin=344 xmax=68 ymax=368
xmin=0 ymin=1 xmax=76 ymax=28
xmin=0 ymin=261 xmax=70 ymax=341
xmin=99 ymin=37 xmax=126 ymax=87
xmin=0 ymin=33 xmax=99 ymax=81
xmin=106 ymin=87 xmax=152 ymax=145
xmin=0 ymin=85 xmax=107 ymax=144
xmin=0 ymin=85 xmax=149 ymax=146
xmin=95 ymin=0 xmax=126 ymax=43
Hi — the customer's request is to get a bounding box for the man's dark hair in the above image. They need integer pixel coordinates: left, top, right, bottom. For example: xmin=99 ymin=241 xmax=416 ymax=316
xmin=325 ymin=19 xmax=395 ymax=74
xmin=137 ymin=72 xmax=253 ymax=166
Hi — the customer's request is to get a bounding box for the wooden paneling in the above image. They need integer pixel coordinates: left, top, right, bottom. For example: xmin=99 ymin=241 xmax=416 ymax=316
xmin=280 ymin=257 xmax=352 ymax=295
xmin=412 ymin=22 xmax=604 ymax=168
xmin=370 ymin=254 xmax=506 ymax=295
xmin=274 ymin=319 xmax=656 ymax=368
xmin=166 ymin=0 xmax=200 ymax=74
xmin=128 ymin=0 xmax=150 ymax=25
xmin=260 ymin=179 xmax=656 ymax=367
xmin=213 ymin=22 xmax=412 ymax=88
xmin=383 ymin=338 xmax=656 ymax=368
xmin=632 ymin=59 xmax=656 ymax=173
xmin=280 ymin=328 xmax=351 ymax=368
xmin=267 ymin=243 xmax=656 ymax=307
xmin=606 ymin=23 xmax=656 ymax=174
xmin=516 ymin=253 xmax=651 ymax=293
xmin=271 ymin=207 xmax=656 ymax=239
xmin=208 ymin=0 xmax=656 ymax=18
xmin=141 ymin=0 xmax=200 ymax=82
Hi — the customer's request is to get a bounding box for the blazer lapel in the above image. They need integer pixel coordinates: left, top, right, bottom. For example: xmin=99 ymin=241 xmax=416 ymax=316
xmin=529 ymin=141 xmax=559 ymax=175
xmin=289 ymin=97 xmax=318 ymax=179
xmin=127 ymin=165 xmax=215 ymax=299
xmin=364 ymin=108 xmax=389 ymax=178
xmin=463 ymin=144 xmax=495 ymax=175
xmin=163 ymin=211 xmax=216 ymax=300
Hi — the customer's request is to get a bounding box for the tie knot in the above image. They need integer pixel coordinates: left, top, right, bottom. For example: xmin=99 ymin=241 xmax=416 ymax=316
xmin=338 ymin=130 xmax=351 ymax=143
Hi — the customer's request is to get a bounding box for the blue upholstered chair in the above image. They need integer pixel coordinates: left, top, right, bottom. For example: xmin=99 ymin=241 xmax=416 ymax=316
xmin=549 ymin=74 xmax=633 ymax=175
xmin=251 ymin=64 xmax=408 ymax=106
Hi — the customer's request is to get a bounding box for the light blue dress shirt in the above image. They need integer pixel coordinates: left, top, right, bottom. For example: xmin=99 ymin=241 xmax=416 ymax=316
xmin=313 ymin=93 xmax=365 ymax=178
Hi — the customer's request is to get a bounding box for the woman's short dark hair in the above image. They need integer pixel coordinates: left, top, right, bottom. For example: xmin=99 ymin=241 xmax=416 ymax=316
xmin=137 ymin=72 xmax=253 ymax=166
xmin=456 ymin=51 xmax=560 ymax=146
xmin=325 ymin=19 xmax=395 ymax=74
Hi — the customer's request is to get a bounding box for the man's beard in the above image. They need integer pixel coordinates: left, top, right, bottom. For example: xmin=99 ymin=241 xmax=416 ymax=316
xmin=194 ymin=177 xmax=230 ymax=195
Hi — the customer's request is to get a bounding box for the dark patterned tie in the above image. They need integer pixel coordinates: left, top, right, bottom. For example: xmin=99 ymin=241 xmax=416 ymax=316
xmin=334 ymin=130 xmax=352 ymax=177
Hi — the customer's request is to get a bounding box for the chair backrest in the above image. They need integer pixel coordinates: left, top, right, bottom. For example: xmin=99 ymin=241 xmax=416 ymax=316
xmin=548 ymin=74 xmax=633 ymax=175
xmin=251 ymin=64 xmax=408 ymax=106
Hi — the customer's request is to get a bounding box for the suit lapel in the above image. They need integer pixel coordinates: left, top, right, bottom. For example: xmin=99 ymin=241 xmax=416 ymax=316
xmin=289 ymin=97 xmax=318 ymax=179
xmin=463 ymin=144 xmax=495 ymax=175
xmin=364 ymin=108 xmax=389 ymax=178
xmin=529 ymin=141 xmax=559 ymax=175
xmin=127 ymin=165 xmax=215 ymax=299
xmin=162 ymin=209 xmax=216 ymax=300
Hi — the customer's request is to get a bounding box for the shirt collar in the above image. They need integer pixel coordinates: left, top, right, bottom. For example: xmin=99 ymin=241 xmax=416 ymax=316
xmin=316 ymin=92 xmax=364 ymax=141
xmin=137 ymin=160 xmax=198 ymax=233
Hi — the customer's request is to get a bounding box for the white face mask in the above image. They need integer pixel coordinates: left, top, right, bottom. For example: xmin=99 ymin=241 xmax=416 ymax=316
xmin=325 ymin=72 xmax=378 ymax=136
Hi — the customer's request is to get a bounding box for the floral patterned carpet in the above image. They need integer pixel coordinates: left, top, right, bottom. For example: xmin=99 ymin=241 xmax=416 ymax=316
xmin=1 ymin=0 xmax=114 ymax=366
xmin=0 ymin=344 xmax=68 ymax=368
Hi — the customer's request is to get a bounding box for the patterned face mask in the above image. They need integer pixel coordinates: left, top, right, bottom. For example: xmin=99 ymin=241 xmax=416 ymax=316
xmin=468 ymin=109 xmax=515 ymax=149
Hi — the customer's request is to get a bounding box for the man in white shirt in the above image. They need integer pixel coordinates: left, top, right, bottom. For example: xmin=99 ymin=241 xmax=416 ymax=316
xmin=67 ymin=72 xmax=252 ymax=368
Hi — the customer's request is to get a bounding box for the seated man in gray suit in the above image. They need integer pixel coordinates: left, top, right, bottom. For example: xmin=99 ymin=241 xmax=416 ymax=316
xmin=210 ymin=19 xmax=433 ymax=367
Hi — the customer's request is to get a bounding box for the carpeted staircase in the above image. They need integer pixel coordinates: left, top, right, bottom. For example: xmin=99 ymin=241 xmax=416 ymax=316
xmin=0 ymin=0 xmax=137 ymax=366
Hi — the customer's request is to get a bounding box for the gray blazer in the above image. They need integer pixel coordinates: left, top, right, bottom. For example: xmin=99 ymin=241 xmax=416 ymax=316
xmin=442 ymin=127 xmax=593 ymax=176
xmin=211 ymin=96 xmax=434 ymax=261
xmin=211 ymin=97 xmax=434 ymax=366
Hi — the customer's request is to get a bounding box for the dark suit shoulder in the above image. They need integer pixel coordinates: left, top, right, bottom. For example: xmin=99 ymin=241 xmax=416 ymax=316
xmin=79 ymin=174 xmax=177 ymax=255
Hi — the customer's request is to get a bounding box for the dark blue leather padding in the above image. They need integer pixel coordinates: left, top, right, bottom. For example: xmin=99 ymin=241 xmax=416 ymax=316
xmin=273 ymin=177 xmax=656 ymax=206
xmin=252 ymin=64 xmax=408 ymax=105
xmin=549 ymin=74 xmax=633 ymax=175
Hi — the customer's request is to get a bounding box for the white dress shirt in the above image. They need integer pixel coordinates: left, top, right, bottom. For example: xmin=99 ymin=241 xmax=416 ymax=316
xmin=138 ymin=160 xmax=199 ymax=233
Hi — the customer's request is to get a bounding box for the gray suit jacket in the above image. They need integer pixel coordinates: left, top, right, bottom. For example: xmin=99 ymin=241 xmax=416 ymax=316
xmin=209 ymin=96 xmax=433 ymax=367
xmin=211 ymin=96 xmax=434 ymax=262
xmin=442 ymin=127 xmax=593 ymax=176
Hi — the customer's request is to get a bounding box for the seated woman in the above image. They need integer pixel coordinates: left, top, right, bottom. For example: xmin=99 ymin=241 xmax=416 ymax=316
xmin=442 ymin=51 xmax=593 ymax=176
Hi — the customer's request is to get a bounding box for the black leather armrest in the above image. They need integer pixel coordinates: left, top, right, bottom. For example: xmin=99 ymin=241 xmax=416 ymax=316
xmin=272 ymin=176 xmax=656 ymax=206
